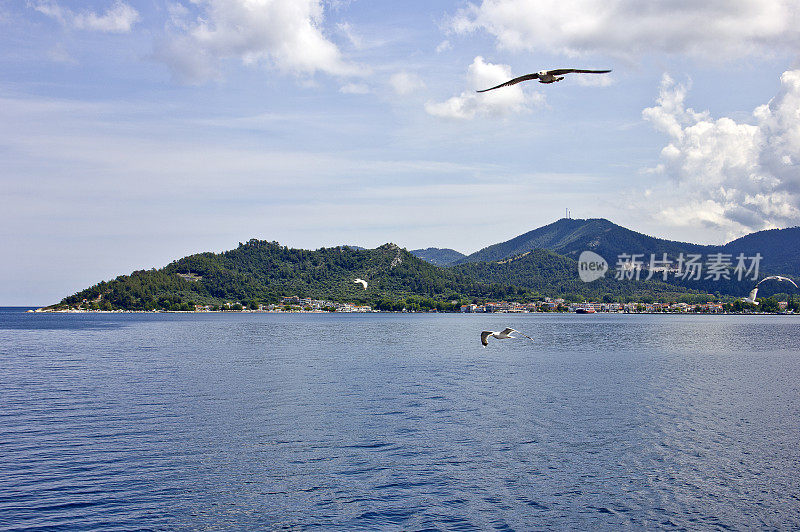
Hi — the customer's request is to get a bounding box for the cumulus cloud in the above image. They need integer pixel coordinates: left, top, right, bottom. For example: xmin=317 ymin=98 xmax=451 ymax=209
xmin=155 ymin=0 xmax=360 ymax=84
xmin=643 ymin=71 xmax=800 ymax=235
xmin=451 ymin=0 xmax=800 ymax=59
xmin=389 ymin=71 xmax=425 ymax=95
xmin=29 ymin=0 xmax=140 ymax=33
xmin=425 ymin=56 xmax=543 ymax=119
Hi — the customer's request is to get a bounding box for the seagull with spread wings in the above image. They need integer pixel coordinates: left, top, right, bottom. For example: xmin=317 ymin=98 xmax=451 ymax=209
xmin=481 ymin=327 xmax=534 ymax=347
xmin=477 ymin=68 xmax=611 ymax=92
xmin=756 ymin=275 xmax=798 ymax=289
xmin=742 ymin=275 xmax=798 ymax=304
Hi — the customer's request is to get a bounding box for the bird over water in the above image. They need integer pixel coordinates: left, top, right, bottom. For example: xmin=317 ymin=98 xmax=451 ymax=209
xmin=477 ymin=68 xmax=612 ymax=92
xmin=481 ymin=327 xmax=534 ymax=347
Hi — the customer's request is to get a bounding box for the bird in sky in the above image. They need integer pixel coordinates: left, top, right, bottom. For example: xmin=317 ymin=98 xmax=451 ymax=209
xmin=354 ymin=278 xmax=368 ymax=290
xmin=477 ymin=68 xmax=612 ymax=92
xmin=481 ymin=327 xmax=534 ymax=347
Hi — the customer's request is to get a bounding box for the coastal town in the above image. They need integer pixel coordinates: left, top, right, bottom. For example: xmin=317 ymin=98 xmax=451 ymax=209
xmin=35 ymin=295 xmax=795 ymax=314
xmin=156 ymin=295 xmax=795 ymax=314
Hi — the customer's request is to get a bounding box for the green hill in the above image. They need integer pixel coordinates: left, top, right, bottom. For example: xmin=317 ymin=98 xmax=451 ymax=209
xmin=452 ymin=249 xmax=707 ymax=303
xmin=49 ymin=220 xmax=800 ymax=311
xmin=52 ymin=240 xmax=526 ymax=311
xmin=455 ymin=218 xmax=800 ymax=297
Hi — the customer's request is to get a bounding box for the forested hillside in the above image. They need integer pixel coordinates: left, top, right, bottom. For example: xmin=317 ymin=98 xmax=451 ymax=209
xmin=53 ymin=240 xmax=528 ymax=311
xmin=723 ymin=227 xmax=800 ymax=275
xmin=50 ymin=219 xmax=800 ymax=311
xmin=455 ymin=218 xmax=800 ymax=296
xmin=452 ymin=249 xmax=707 ymax=302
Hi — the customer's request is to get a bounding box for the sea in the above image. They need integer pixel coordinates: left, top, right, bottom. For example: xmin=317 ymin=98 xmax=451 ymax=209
xmin=1 ymin=307 xmax=799 ymax=530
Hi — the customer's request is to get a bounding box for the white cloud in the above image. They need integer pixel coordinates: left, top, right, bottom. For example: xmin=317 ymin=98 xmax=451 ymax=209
xmin=425 ymin=56 xmax=543 ymax=120
xmin=435 ymin=40 xmax=452 ymax=53
xmin=336 ymin=22 xmax=362 ymax=49
xmin=643 ymin=71 xmax=800 ymax=236
xmin=451 ymin=0 xmax=800 ymax=59
xmin=29 ymin=0 xmax=66 ymax=24
xmin=573 ymin=73 xmax=614 ymax=87
xmin=389 ymin=71 xmax=425 ymax=95
xmin=340 ymin=82 xmax=369 ymax=94
xmin=73 ymin=1 xmax=140 ymax=32
xmin=155 ymin=0 xmax=361 ymax=84
xmin=29 ymin=0 xmax=140 ymax=33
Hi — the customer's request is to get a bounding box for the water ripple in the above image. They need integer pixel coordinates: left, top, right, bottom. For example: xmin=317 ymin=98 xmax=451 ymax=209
xmin=1 ymin=310 xmax=799 ymax=529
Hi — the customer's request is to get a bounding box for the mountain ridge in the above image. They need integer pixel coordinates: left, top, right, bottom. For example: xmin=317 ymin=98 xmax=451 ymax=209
xmin=454 ymin=218 xmax=800 ymax=277
xmin=410 ymin=247 xmax=466 ymax=266
xmin=48 ymin=220 xmax=799 ymax=310
xmin=457 ymin=218 xmax=715 ymax=264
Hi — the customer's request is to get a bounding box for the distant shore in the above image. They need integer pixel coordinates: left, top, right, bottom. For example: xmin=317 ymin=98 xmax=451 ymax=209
xmin=28 ymin=308 xmax=796 ymax=316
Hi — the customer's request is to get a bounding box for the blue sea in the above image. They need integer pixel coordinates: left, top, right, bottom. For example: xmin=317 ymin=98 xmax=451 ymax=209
xmin=1 ymin=308 xmax=799 ymax=530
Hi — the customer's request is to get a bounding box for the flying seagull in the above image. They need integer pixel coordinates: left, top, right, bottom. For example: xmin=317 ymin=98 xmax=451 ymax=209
xmin=742 ymin=288 xmax=760 ymax=305
xmin=354 ymin=278 xmax=368 ymax=290
xmin=742 ymin=275 xmax=798 ymax=304
xmin=756 ymin=275 xmax=798 ymax=289
xmin=481 ymin=327 xmax=534 ymax=347
xmin=477 ymin=68 xmax=612 ymax=92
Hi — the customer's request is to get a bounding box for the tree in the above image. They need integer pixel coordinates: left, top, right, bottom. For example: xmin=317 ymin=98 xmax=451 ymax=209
xmin=759 ymin=297 xmax=780 ymax=313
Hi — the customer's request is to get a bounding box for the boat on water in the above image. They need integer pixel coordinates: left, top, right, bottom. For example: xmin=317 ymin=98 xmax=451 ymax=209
xmin=575 ymin=307 xmax=596 ymax=314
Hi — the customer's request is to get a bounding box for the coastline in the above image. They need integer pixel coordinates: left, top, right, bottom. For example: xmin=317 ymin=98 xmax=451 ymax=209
xmin=27 ymin=308 xmax=796 ymax=316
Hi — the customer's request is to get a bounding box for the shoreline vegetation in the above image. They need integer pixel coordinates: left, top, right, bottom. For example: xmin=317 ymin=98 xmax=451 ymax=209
xmin=28 ymin=309 xmax=799 ymax=315
xmin=34 ymin=295 xmax=797 ymax=315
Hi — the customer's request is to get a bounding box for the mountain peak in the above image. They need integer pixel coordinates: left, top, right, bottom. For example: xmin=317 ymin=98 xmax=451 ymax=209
xmin=458 ymin=217 xmax=711 ymax=264
xmin=410 ymin=247 xmax=466 ymax=266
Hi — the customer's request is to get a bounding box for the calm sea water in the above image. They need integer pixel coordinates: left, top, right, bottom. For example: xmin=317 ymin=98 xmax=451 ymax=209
xmin=1 ymin=308 xmax=799 ymax=530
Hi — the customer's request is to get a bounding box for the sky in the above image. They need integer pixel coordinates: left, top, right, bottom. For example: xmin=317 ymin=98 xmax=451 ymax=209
xmin=2 ymin=0 xmax=800 ymax=305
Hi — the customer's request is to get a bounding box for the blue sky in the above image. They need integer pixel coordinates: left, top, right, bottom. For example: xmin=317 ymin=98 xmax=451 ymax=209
xmin=2 ymin=0 xmax=799 ymax=305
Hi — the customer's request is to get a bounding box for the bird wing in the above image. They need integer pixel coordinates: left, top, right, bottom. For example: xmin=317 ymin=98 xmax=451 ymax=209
xmin=511 ymin=329 xmax=535 ymax=342
xmin=774 ymin=276 xmax=798 ymax=288
xmin=757 ymin=275 xmax=797 ymax=288
xmin=547 ymin=68 xmax=612 ymax=76
xmin=481 ymin=331 xmax=493 ymax=346
xmin=500 ymin=327 xmax=515 ymax=336
xmin=476 ymin=73 xmax=540 ymax=93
